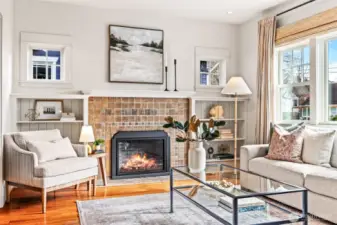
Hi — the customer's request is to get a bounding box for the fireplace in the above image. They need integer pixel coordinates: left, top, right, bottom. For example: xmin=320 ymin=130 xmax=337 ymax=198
xmin=111 ymin=131 xmax=170 ymax=179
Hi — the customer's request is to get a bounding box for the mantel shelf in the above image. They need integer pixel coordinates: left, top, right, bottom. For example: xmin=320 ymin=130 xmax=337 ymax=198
xmin=17 ymin=120 xmax=84 ymax=124
xmin=199 ymin=118 xmax=245 ymax=122
xmin=211 ymin=138 xmax=246 ymax=142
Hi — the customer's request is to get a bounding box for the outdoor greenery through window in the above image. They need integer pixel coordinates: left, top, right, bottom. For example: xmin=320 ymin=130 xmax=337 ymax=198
xmin=200 ymin=60 xmax=221 ymax=86
xmin=278 ymin=46 xmax=310 ymax=121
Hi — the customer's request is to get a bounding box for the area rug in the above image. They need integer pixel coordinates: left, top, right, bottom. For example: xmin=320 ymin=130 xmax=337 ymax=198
xmin=77 ymin=193 xmax=329 ymax=225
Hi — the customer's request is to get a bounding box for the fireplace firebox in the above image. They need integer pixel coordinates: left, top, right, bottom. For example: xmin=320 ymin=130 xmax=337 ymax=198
xmin=111 ymin=131 xmax=170 ymax=179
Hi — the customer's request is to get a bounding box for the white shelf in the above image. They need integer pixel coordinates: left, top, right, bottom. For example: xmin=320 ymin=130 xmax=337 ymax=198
xmin=211 ymin=138 xmax=246 ymax=142
xmin=17 ymin=120 xmax=84 ymax=124
xmin=191 ymin=96 xmax=249 ymax=102
xmin=199 ymin=118 xmax=245 ymax=122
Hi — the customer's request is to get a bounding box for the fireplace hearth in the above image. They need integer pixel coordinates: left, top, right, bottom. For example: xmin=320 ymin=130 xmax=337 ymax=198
xmin=111 ymin=131 xmax=170 ymax=179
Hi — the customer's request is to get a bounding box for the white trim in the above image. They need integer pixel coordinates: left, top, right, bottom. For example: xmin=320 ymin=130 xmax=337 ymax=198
xmin=19 ymin=32 xmax=72 ymax=88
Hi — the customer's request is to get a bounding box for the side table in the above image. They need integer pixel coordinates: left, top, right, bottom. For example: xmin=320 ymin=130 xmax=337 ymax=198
xmin=89 ymin=152 xmax=108 ymax=186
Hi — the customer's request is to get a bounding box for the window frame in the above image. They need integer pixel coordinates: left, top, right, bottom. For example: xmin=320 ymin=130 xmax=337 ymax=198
xmin=20 ymin=32 xmax=73 ymax=88
xmin=275 ymin=41 xmax=311 ymax=123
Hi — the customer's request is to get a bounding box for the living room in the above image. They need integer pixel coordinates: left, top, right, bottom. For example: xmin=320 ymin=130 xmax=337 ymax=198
xmin=1 ymin=0 xmax=337 ymax=224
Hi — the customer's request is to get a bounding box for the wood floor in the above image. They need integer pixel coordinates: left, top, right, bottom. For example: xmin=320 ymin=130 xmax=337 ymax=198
xmin=0 ymin=181 xmax=187 ymax=225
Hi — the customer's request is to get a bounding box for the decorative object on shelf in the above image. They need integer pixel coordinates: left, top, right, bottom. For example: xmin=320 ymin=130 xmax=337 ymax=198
xmin=163 ymin=115 xmax=226 ymax=172
xmin=164 ymin=66 xmax=169 ymax=91
xmin=219 ymin=144 xmax=230 ymax=153
xmin=109 ymin=25 xmax=164 ymax=84
xmin=24 ymin=109 xmax=40 ymax=121
xmin=79 ymin=125 xmax=95 ymax=155
xmin=93 ymin=139 xmax=105 ymax=151
xmin=60 ymin=113 xmax=76 ymax=122
xmin=218 ymin=128 xmax=234 ymax=139
xmin=34 ymin=100 xmax=64 ymax=121
xmin=221 ymin=77 xmax=252 ymax=170
xmin=209 ymin=105 xmax=224 ymax=119
xmin=207 ymin=147 xmax=214 ymax=159
xmin=174 ymin=59 xmax=178 ymax=91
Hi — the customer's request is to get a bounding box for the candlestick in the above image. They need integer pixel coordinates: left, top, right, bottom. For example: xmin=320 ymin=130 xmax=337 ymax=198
xmin=174 ymin=59 xmax=178 ymax=92
xmin=164 ymin=66 xmax=169 ymax=91
xmin=165 ymin=52 xmax=168 ymax=67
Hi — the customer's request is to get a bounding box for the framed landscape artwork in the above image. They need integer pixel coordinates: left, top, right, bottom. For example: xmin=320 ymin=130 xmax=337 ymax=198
xmin=34 ymin=100 xmax=64 ymax=121
xmin=109 ymin=25 xmax=164 ymax=84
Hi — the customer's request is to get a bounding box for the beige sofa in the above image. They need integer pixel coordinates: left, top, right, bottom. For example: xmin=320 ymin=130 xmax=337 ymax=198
xmin=4 ymin=130 xmax=98 ymax=213
xmin=240 ymin=144 xmax=337 ymax=223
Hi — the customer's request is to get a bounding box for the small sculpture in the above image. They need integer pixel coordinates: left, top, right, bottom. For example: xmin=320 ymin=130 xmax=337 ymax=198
xmin=209 ymin=105 xmax=224 ymax=119
xmin=25 ymin=109 xmax=40 ymax=121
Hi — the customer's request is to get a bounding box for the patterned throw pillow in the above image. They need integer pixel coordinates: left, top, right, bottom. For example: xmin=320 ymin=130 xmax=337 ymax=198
xmin=265 ymin=125 xmax=305 ymax=163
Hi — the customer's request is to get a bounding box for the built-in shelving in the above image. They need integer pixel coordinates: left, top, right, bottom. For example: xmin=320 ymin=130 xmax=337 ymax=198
xmin=17 ymin=120 xmax=84 ymax=124
xmin=211 ymin=138 xmax=246 ymax=142
xmin=199 ymin=118 xmax=245 ymax=122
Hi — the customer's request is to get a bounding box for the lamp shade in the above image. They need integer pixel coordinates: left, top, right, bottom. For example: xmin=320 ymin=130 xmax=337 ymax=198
xmin=79 ymin=125 xmax=95 ymax=143
xmin=221 ymin=77 xmax=252 ymax=96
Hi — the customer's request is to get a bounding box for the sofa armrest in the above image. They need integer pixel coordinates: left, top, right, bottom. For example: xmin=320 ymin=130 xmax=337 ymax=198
xmin=240 ymin=144 xmax=269 ymax=171
xmin=72 ymin=144 xmax=88 ymax=157
xmin=4 ymin=135 xmax=39 ymax=186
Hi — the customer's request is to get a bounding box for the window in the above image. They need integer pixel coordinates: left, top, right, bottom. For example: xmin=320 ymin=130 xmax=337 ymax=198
xmin=195 ymin=47 xmax=229 ymax=91
xmin=277 ymin=46 xmax=310 ymax=121
xmin=327 ymin=38 xmax=337 ymax=121
xmin=199 ymin=60 xmax=221 ymax=86
xmin=20 ymin=32 xmax=72 ymax=88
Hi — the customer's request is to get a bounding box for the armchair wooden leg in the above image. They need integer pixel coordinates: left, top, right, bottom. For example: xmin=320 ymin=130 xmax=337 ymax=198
xmin=6 ymin=184 xmax=11 ymax=203
xmin=93 ymin=176 xmax=97 ymax=196
xmin=41 ymin=188 xmax=47 ymax=214
xmin=88 ymin=179 xmax=92 ymax=196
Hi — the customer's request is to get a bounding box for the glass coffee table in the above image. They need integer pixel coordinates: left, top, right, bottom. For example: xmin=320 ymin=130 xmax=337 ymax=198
xmin=170 ymin=164 xmax=308 ymax=225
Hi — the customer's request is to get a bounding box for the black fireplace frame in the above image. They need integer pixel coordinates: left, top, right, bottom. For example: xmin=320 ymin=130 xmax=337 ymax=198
xmin=111 ymin=130 xmax=171 ymax=179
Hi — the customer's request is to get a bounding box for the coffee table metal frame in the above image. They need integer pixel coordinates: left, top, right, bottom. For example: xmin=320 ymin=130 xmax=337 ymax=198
xmin=170 ymin=164 xmax=308 ymax=225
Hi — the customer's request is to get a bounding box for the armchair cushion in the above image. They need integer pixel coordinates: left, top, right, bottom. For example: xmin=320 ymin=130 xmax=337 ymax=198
xmin=13 ymin=129 xmax=63 ymax=150
xmin=34 ymin=157 xmax=97 ymax=177
xmin=27 ymin=137 xmax=77 ymax=163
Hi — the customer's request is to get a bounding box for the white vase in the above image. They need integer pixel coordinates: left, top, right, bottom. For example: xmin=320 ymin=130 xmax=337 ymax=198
xmin=188 ymin=141 xmax=206 ymax=173
xmin=95 ymin=145 xmax=101 ymax=151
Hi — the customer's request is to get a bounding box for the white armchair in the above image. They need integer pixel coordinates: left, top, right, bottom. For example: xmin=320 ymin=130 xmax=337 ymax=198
xmin=4 ymin=130 xmax=98 ymax=213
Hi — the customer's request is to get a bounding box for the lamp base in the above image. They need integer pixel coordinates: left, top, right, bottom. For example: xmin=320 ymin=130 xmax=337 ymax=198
xmin=85 ymin=143 xmax=93 ymax=155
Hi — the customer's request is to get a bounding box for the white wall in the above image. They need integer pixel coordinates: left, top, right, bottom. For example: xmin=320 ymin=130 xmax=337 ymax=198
xmin=239 ymin=0 xmax=337 ymax=144
xmin=13 ymin=0 xmax=239 ymax=95
xmin=0 ymin=0 xmax=14 ymax=207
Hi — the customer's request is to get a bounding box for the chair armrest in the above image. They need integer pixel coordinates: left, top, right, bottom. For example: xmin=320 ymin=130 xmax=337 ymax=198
xmin=4 ymin=135 xmax=38 ymax=186
xmin=240 ymin=144 xmax=269 ymax=171
xmin=72 ymin=144 xmax=88 ymax=157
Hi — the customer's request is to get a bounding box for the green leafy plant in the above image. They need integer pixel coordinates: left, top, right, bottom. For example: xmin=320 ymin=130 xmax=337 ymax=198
xmin=93 ymin=139 xmax=105 ymax=146
xmin=163 ymin=115 xmax=226 ymax=142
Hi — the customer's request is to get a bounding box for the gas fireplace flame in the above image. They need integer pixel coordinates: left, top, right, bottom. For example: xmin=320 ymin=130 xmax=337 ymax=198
xmin=121 ymin=153 xmax=158 ymax=171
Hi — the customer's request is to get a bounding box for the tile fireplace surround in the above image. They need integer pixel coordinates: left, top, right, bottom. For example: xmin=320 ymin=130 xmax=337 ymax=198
xmin=88 ymin=97 xmax=189 ymax=177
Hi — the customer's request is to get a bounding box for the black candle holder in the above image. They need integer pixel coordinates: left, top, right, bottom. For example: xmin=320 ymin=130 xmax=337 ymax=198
xmin=164 ymin=66 xmax=169 ymax=91
xmin=174 ymin=59 xmax=178 ymax=92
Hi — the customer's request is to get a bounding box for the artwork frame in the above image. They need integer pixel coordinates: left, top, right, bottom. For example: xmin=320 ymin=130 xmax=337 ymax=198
xmin=108 ymin=24 xmax=164 ymax=84
xmin=34 ymin=100 xmax=64 ymax=121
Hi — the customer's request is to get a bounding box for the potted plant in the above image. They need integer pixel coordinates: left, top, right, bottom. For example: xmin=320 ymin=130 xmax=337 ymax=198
xmin=93 ymin=139 xmax=105 ymax=151
xmin=163 ymin=115 xmax=226 ymax=172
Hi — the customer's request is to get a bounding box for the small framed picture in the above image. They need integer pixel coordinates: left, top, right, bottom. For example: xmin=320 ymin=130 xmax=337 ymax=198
xmin=34 ymin=100 xmax=64 ymax=121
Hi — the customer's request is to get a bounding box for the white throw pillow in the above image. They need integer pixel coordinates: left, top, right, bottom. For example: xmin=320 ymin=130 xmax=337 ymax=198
xmin=14 ymin=129 xmax=63 ymax=150
xmin=27 ymin=137 xmax=77 ymax=163
xmin=302 ymin=127 xmax=336 ymax=167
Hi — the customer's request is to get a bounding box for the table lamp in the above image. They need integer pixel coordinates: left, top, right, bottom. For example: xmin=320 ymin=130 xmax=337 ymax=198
xmin=221 ymin=77 xmax=252 ymax=172
xmin=79 ymin=125 xmax=95 ymax=155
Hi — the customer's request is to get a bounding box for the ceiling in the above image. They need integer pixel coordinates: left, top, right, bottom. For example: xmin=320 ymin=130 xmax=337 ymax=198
xmin=41 ymin=0 xmax=290 ymax=24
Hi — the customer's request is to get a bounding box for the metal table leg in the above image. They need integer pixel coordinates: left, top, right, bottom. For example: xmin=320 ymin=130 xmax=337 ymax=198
xmin=170 ymin=168 xmax=174 ymax=213
xmin=302 ymin=190 xmax=308 ymax=225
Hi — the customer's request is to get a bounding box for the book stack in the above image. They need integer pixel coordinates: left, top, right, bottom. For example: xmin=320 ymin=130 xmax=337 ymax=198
xmin=60 ymin=113 xmax=76 ymax=122
xmin=218 ymin=196 xmax=266 ymax=213
xmin=218 ymin=129 xmax=234 ymax=139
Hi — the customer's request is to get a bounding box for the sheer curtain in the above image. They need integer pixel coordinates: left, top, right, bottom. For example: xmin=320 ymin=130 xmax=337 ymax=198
xmin=255 ymin=17 xmax=276 ymax=144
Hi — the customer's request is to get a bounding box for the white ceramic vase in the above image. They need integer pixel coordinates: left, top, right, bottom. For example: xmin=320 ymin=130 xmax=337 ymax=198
xmin=188 ymin=141 xmax=206 ymax=173
xmin=95 ymin=145 xmax=101 ymax=150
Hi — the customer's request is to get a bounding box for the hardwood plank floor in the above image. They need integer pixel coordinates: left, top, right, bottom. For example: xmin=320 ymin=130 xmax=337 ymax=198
xmin=0 ymin=181 xmax=191 ymax=225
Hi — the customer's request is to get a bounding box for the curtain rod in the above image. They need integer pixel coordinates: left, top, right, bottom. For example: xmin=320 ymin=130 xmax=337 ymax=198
xmin=276 ymin=0 xmax=316 ymax=17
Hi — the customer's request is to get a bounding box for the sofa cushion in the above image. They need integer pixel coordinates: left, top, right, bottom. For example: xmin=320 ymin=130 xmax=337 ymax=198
xmin=302 ymin=127 xmax=336 ymax=167
xmin=27 ymin=137 xmax=77 ymax=163
xmin=13 ymin=129 xmax=63 ymax=150
xmin=265 ymin=125 xmax=305 ymax=163
xmin=305 ymin=167 xmax=337 ymax=199
xmin=34 ymin=157 xmax=98 ymax=177
xmin=249 ymin=157 xmax=321 ymax=187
